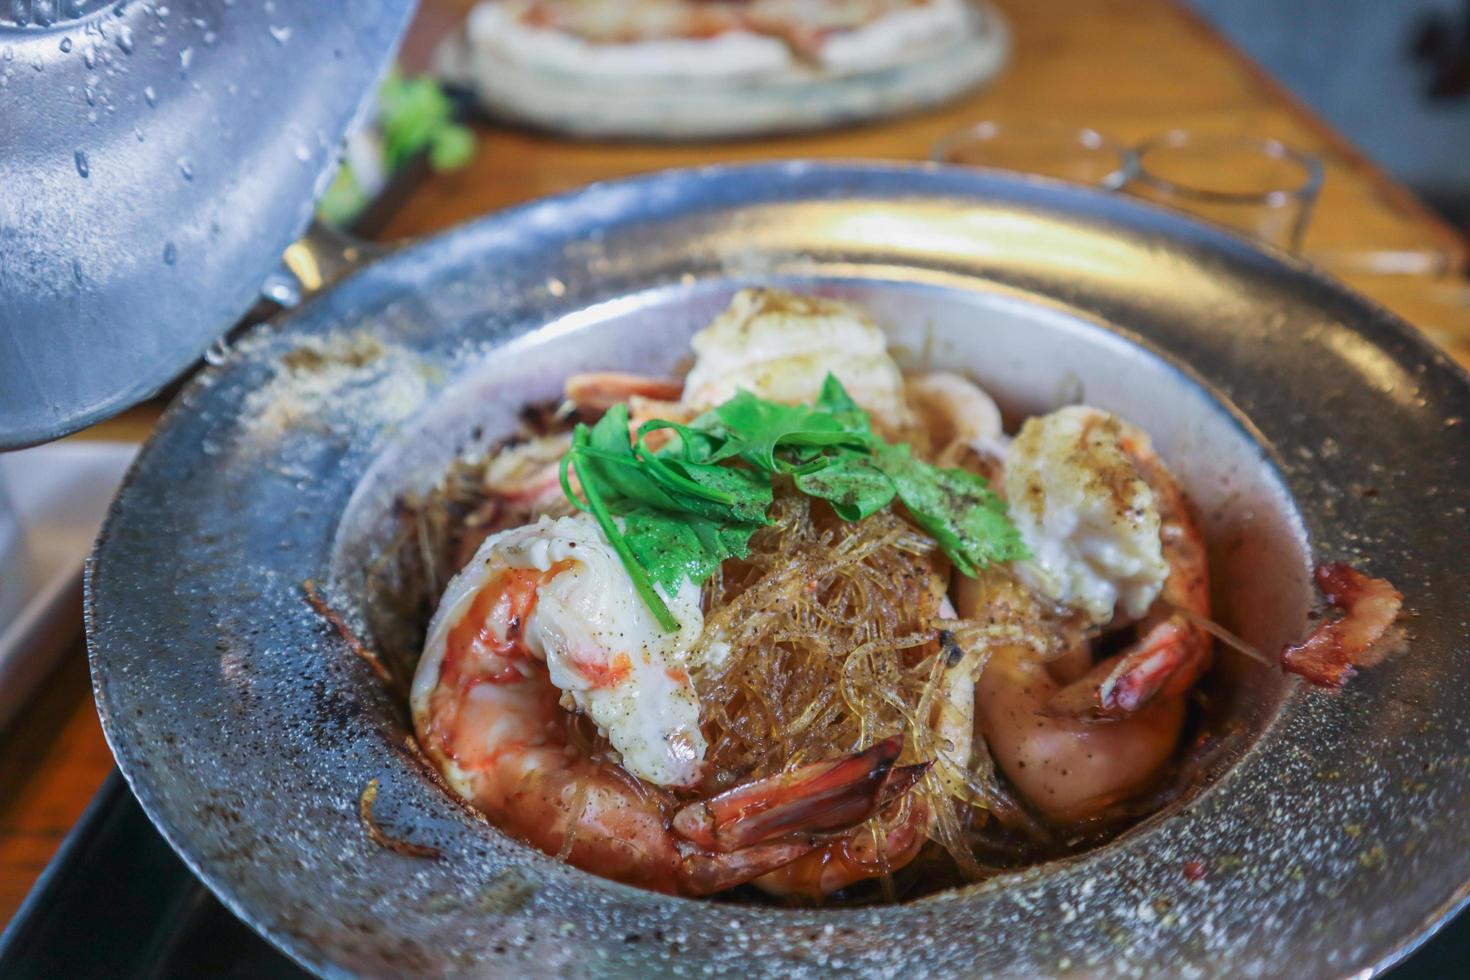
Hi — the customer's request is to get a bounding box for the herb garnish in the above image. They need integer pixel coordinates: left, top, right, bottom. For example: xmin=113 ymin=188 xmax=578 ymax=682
xmin=559 ymin=375 xmax=1027 ymax=630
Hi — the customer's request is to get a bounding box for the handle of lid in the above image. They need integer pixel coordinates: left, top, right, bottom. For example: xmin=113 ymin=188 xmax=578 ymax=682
xmin=262 ymin=223 xmax=389 ymax=310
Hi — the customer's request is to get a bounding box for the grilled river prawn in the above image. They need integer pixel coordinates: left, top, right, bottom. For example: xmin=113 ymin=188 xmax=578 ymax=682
xmin=398 ymin=288 xmax=1402 ymax=899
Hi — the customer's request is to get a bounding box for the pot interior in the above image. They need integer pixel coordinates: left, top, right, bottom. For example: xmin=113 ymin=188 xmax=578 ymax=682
xmin=329 ymin=274 xmax=1311 ymax=897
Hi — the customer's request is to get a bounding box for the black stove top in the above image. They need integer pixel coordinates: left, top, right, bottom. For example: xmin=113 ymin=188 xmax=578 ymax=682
xmin=1 ymin=771 xmax=1466 ymax=978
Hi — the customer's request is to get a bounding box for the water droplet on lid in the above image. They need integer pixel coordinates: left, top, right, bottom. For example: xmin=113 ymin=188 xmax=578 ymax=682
xmin=260 ymin=272 xmax=301 ymax=308
xmin=83 ymin=45 xmax=96 ymax=69
xmin=203 ymin=30 xmax=218 ymax=47
xmin=268 ymin=24 xmax=291 ymax=44
xmin=133 ymin=125 xmax=144 ymax=142
xmin=179 ymin=46 xmax=192 ymax=71
xmin=177 ymin=157 xmax=193 ymax=180
xmin=60 ymin=37 xmax=73 ymax=53
xmin=2 ymin=46 xmax=12 ymax=62
xmin=204 ymin=338 xmax=232 ymax=366
xmin=115 ymin=25 xmax=133 ymax=54
xmin=143 ymin=84 xmax=155 ymax=105
xmin=83 ymin=85 xmax=95 ymax=105
xmin=73 ymin=258 xmax=84 ymax=284
xmin=163 ymin=241 xmax=177 ymax=265
xmin=294 ymin=142 xmax=310 ymax=163
xmin=74 ymin=149 xmax=90 ymax=178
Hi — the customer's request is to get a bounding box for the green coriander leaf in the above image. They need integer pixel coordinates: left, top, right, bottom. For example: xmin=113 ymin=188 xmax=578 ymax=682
xmin=560 ymin=407 xmax=768 ymax=632
xmin=875 ymin=444 xmax=1029 ymax=575
xmin=684 ymin=406 xmax=727 ymax=441
xmin=583 ymin=405 xmax=680 ymax=510
xmin=565 ymin=428 xmax=679 ymax=631
xmin=684 ymin=513 xmax=759 ymax=567
xmin=637 ymin=419 xmax=720 ymax=464
xmin=573 ymin=407 xmax=770 ymax=523
xmin=623 ymin=508 xmax=761 ymax=594
xmin=625 ymin=451 xmax=770 ymax=523
xmin=636 ymin=422 xmax=756 ymax=507
xmin=703 ymin=389 xmax=872 ymax=471
xmin=557 ymin=445 xmax=588 ymax=516
xmin=666 ymin=458 xmax=772 ymax=522
xmin=814 ymin=373 xmax=873 ymax=435
xmin=794 ymin=455 xmax=896 ymax=521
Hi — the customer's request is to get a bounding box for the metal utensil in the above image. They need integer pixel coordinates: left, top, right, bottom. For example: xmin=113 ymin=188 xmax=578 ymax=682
xmin=89 ymin=163 xmax=1470 ymax=978
xmin=0 ymin=0 xmax=413 ymax=449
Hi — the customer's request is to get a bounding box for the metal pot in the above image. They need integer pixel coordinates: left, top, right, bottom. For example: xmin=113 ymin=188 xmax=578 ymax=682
xmin=88 ymin=163 xmax=1470 ymax=977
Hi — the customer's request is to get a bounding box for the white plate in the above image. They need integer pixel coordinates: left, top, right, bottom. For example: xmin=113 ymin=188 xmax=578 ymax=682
xmin=0 ymin=441 xmax=136 ymax=729
xmin=439 ymin=1 xmax=1010 ymax=139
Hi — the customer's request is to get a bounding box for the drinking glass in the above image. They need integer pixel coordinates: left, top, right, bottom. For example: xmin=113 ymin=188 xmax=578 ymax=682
xmin=1129 ymin=131 xmax=1323 ymax=251
xmin=932 ymin=121 xmax=1137 ymax=191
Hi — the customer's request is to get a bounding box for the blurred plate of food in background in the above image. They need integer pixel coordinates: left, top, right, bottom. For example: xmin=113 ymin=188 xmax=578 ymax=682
xmin=437 ymin=0 xmax=1009 ymax=139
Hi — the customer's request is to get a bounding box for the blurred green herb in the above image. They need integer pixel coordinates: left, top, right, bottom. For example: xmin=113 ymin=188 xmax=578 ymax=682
xmin=377 ymin=68 xmax=475 ymax=172
xmin=316 ymin=67 xmax=476 ymax=228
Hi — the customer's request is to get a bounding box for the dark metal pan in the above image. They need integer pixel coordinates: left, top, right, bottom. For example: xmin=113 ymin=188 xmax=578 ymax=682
xmin=87 ymin=163 xmax=1470 ymax=977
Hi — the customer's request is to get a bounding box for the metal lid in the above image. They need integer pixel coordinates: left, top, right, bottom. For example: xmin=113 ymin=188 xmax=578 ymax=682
xmin=0 ymin=0 xmax=414 ymax=448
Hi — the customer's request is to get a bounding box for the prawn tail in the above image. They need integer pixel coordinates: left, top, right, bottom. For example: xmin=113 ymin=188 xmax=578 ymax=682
xmin=671 ymin=736 xmax=930 ymax=853
xmin=563 ymin=372 xmax=684 ymax=414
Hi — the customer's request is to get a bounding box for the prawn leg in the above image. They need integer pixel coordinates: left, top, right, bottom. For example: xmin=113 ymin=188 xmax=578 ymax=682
xmin=752 ymin=796 xmax=932 ymax=900
xmin=677 ymin=841 xmax=820 ymax=896
xmin=672 ymin=736 xmax=929 ymax=853
xmin=1045 ymin=617 xmax=1209 ymax=720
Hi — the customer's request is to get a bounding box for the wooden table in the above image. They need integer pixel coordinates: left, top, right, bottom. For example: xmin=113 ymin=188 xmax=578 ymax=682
xmin=4 ymin=0 xmax=1468 ymax=930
